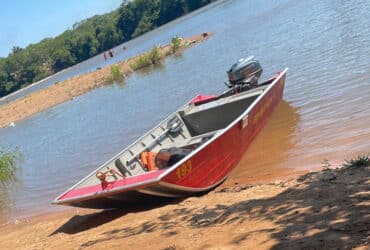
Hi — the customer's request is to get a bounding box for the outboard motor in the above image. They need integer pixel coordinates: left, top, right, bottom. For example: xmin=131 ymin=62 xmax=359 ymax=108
xmin=226 ymin=56 xmax=262 ymax=91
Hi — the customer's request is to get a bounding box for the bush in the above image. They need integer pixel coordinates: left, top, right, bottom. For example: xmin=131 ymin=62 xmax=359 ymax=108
xmin=129 ymin=46 xmax=160 ymax=70
xmin=171 ymin=36 xmax=182 ymax=53
xmin=344 ymin=154 xmax=370 ymax=168
xmin=148 ymin=46 xmax=160 ymax=64
xmin=0 ymin=149 xmax=21 ymax=210
xmin=0 ymin=149 xmax=21 ymax=187
xmin=111 ymin=64 xmax=122 ymax=80
xmin=130 ymin=54 xmax=151 ymax=70
xmin=105 ymin=64 xmax=124 ymax=84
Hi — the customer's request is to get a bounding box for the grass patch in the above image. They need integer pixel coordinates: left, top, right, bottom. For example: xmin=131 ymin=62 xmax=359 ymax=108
xmin=105 ymin=64 xmax=125 ymax=84
xmin=344 ymin=154 xmax=370 ymax=168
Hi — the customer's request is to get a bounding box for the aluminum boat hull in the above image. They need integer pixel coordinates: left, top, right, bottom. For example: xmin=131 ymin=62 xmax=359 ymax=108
xmin=53 ymin=69 xmax=287 ymax=208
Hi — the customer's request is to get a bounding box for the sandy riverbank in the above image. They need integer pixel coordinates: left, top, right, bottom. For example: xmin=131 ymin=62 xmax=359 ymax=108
xmin=0 ymin=162 xmax=368 ymax=250
xmin=0 ymin=32 xmax=213 ymax=129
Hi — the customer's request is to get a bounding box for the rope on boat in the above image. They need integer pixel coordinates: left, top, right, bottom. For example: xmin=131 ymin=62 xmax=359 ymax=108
xmin=95 ymin=169 xmax=125 ymax=189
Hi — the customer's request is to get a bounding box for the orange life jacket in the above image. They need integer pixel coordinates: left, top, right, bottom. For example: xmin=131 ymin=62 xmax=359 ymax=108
xmin=140 ymin=152 xmax=158 ymax=171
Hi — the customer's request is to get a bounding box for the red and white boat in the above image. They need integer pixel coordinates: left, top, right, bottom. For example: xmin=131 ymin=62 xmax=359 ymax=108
xmin=53 ymin=57 xmax=288 ymax=208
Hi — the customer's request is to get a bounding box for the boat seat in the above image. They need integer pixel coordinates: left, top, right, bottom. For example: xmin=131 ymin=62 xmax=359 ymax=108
xmin=180 ymin=129 xmax=222 ymax=147
xmin=179 ymin=94 xmax=258 ymax=136
xmin=115 ymin=159 xmax=132 ymax=176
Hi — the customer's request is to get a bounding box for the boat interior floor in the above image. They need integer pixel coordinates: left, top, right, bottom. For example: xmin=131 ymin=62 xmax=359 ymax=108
xmin=77 ymin=85 xmax=266 ymax=188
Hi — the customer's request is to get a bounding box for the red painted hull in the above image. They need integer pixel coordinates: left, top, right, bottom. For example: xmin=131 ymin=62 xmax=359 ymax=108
xmin=54 ymin=71 xmax=286 ymax=208
xmin=160 ymin=72 xmax=286 ymax=191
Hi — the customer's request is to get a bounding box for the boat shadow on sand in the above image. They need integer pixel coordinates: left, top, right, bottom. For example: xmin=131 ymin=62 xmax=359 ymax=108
xmin=60 ymin=164 xmax=369 ymax=249
xmin=50 ymin=197 xmax=187 ymax=236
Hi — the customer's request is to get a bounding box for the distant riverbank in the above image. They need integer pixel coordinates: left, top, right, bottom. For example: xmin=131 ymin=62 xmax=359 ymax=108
xmin=0 ymin=32 xmax=213 ymax=129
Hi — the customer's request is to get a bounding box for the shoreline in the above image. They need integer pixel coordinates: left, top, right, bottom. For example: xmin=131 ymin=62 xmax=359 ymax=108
xmin=0 ymin=163 xmax=368 ymax=249
xmin=1 ymin=165 xmax=309 ymax=225
xmin=0 ymin=32 xmax=213 ymax=129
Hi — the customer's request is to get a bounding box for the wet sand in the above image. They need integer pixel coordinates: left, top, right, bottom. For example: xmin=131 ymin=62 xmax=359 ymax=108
xmin=0 ymin=32 xmax=213 ymax=129
xmin=0 ymin=163 xmax=368 ymax=250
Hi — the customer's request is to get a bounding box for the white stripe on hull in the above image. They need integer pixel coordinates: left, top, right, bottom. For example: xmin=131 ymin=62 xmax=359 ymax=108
xmin=138 ymin=176 xmax=227 ymax=197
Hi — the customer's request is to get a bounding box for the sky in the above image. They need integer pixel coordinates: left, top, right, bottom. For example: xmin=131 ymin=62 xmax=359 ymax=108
xmin=0 ymin=0 xmax=123 ymax=57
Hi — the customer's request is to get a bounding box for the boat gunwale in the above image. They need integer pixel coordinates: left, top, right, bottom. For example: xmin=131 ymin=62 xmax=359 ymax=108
xmin=53 ymin=68 xmax=288 ymax=205
xmin=157 ymin=68 xmax=288 ymax=180
xmin=53 ymin=97 xmax=197 ymax=204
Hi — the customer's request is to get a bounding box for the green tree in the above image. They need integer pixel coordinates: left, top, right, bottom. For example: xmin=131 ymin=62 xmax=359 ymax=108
xmin=0 ymin=0 xmax=216 ymax=98
xmin=52 ymin=47 xmax=75 ymax=71
xmin=184 ymin=0 xmax=213 ymax=12
xmin=158 ymin=0 xmax=185 ymax=25
xmin=97 ymin=23 xmax=121 ymax=51
xmin=116 ymin=1 xmax=139 ymax=40
xmin=133 ymin=13 xmax=157 ymax=37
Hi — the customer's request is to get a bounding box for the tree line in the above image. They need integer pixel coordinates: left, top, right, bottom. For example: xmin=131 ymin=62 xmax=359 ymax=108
xmin=0 ymin=0 xmax=215 ymax=98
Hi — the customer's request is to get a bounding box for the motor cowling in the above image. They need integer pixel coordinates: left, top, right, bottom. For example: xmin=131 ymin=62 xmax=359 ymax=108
xmin=227 ymin=56 xmax=262 ymax=88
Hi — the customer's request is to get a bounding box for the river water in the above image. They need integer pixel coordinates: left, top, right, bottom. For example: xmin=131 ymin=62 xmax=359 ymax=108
xmin=0 ymin=0 xmax=369 ymax=222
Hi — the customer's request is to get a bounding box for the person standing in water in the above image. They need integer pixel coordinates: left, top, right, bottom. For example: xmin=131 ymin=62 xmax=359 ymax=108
xmin=108 ymin=50 xmax=114 ymax=58
xmin=103 ymin=52 xmax=108 ymax=60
